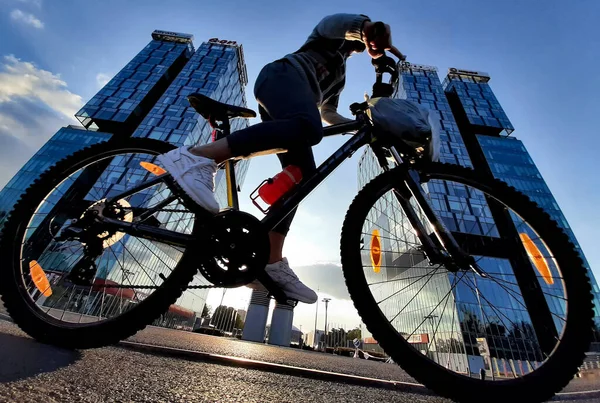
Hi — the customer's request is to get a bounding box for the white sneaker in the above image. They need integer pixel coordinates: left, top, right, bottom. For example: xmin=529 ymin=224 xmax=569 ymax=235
xmin=248 ymin=258 xmax=318 ymax=304
xmin=157 ymin=147 xmax=219 ymax=214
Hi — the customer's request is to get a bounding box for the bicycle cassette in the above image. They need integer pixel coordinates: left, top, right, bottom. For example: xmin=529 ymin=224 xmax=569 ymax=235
xmin=199 ymin=210 xmax=269 ymax=287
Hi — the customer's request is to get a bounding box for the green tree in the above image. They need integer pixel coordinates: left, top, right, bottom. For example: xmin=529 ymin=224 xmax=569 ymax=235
xmin=346 ymin=328 xmax=362 ymax=341
xmin=212 ymin=305 xmax=244 ymax=333
xmin=235 ymin=313 xmax=245 ymax=330
xmin=201 ymin=304 xmax=212 ymax=318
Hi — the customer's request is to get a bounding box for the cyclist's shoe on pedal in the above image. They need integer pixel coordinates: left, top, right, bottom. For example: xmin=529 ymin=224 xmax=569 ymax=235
xmin=247 ymin=258 xmax=318 ymax=304
xmin=157 ymin=147 xmax=219 ymax=214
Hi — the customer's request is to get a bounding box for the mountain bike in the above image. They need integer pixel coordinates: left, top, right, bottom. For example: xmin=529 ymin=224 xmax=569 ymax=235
xmin=0 ymin=54 xmax=593 ymax=402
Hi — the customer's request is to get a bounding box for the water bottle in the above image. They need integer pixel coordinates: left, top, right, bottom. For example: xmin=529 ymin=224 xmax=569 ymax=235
xmin=258 ymin=165 xmax=303 ymax=205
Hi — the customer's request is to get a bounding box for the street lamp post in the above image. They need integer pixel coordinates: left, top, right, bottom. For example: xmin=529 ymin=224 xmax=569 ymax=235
xmin=313 ymin=291 xmax=319 ymax=348
xmin=424 ymin=314 xmax=439 ymax=364
xmin=322 ymin=298 xmax=331 ymax=349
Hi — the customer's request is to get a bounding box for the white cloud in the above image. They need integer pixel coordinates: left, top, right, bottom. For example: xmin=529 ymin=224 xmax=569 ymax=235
xmin=96 ymin=73 xmax=111 ymax=88
xmin=0 ymin=55 xmax=84 ymax=187
xmin=0 ymin=55 xmax=83 ymax=119
xmin=10 ymin=9 xmax=44 ymax=29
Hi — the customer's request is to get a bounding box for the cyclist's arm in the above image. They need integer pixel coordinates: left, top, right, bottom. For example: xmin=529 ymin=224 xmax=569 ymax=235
xmin=321 ymin=94 xmax=354 ymax=126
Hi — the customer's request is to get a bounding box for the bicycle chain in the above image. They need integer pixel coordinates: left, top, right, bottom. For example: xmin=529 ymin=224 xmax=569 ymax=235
xmin=94 ymin=283 xmax=220 ymax=290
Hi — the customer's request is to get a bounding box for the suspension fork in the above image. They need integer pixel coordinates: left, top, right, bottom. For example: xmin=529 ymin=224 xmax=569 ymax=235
xmin=378 ymin=145 xmax=471 ymax=267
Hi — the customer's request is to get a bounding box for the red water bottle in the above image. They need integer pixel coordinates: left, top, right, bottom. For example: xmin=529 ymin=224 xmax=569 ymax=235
xmin=258 ymin=165 xmax=303 ymax=205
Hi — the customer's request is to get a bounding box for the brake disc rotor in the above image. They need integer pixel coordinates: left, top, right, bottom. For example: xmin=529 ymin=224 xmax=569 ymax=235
xmin=199 ymin=210 xmax=269 ymax=287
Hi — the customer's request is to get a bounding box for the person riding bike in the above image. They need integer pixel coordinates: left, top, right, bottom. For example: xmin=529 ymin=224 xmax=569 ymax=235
xmin=158 ymin=13 xmax=405 ymax=304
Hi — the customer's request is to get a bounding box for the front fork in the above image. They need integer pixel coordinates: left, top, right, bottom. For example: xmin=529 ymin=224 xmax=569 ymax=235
xmin=375 ymin=145 xmax=474 ymax=270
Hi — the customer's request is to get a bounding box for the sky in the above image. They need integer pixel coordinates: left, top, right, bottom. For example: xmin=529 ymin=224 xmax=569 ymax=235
xmin=0 ymin=0 xmax=598 ymax=334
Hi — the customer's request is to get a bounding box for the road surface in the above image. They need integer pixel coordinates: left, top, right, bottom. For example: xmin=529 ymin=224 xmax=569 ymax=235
xmin=0 ymin=319 xmax=598 ymax=402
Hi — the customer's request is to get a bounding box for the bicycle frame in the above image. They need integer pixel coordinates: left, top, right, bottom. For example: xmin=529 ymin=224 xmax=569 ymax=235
xmin=96 ymin=55 xmax=468 ymax=267
xmin=98 ymin=114 xmax=464 ymax=267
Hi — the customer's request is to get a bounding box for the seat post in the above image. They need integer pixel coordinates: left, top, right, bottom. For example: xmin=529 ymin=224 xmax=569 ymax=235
xmin=219 ymin=118 xmax=239 ymax=210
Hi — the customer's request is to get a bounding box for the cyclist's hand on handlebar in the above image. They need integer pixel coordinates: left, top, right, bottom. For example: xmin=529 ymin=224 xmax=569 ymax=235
xmin=362 ymin=21 xmax=403 ymax=60
xmin=389 ymin=45 xmax=407 ymax=62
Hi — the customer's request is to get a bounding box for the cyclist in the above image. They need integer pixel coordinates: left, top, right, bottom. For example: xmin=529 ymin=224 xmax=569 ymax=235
xmin=158 ymin=13 xmax=405 ymax=304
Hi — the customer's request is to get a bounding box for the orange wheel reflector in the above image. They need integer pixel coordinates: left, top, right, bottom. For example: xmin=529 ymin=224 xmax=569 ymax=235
xmin=520 ymin=233 xmax=554 ymax=285
xmin=370 ymin=229 xmax=382 ymax=273
xmin=29 ymin=260 xmax=52 ymax=297
xmin=140 ymin=162 xmax=166 ymax=176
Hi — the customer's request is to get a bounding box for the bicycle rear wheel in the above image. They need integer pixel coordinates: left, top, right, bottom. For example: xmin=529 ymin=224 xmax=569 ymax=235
xmin=0 ymin=138 xmax=208 ymax=348
xmin=340 ymin=162 xmax=594 ymax=402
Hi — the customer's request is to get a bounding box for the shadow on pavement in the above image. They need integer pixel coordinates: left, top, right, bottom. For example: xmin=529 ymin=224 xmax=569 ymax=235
xmin=0 ymin=332 xmax=81 ymax=383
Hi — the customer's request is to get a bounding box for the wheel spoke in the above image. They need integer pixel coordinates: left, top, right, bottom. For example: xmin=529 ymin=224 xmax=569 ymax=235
xmin=344 ymin=166 xmax=586 ymax=390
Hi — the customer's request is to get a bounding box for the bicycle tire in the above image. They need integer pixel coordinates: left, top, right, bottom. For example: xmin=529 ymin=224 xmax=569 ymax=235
xmin=340 ymin=162 xmax=593 ymax=402
xmin=0 ymin=138 xmax=200 ymax=349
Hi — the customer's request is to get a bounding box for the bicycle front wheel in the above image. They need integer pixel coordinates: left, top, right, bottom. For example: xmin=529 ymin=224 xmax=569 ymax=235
xmin=340 ymin=162 xmax=594 ymax=402
xmin=0 ymin=138 xmax=208 ymax=348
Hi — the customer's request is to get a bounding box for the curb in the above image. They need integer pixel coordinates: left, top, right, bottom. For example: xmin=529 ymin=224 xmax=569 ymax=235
xmin=118 ymin=340 xmax=431 ymax=395
xmin=119 ymin=340 xmax=600 ymax=401
xmin=552 ymin=389 xmax=600 ymax=401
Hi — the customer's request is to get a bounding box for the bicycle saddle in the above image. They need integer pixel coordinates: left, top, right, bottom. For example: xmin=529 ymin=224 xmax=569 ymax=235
xmin=187 ymin=93 xmax=256 ymax=120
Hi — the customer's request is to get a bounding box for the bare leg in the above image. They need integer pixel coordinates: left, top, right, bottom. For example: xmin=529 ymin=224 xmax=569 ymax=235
xmin=188 ymin=138 xmax=232 ymax=164
xmin=268 ymin=231 xmax=285 ymax=264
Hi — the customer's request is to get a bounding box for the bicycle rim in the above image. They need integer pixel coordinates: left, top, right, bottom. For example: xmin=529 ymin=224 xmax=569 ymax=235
xmin=7 ymin=141 xmax=207 ymax=329
xmin=341 ymin=162 xmax=593 ymax=401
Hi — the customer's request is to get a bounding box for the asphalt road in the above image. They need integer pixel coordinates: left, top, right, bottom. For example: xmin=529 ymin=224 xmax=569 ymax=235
xmin=128 ymin=325 xmax=418 ymax=383
xmin=0 ymin=319 xmax=599 ymax=402
xmin=0 ymin=321 xmax=448 ymax=403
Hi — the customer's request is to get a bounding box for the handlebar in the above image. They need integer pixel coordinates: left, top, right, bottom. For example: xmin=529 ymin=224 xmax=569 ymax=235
xmin=348 ymin=51 xmax=409 ymax=116
xmin=371 ymin=53 xmax=400 ymax=98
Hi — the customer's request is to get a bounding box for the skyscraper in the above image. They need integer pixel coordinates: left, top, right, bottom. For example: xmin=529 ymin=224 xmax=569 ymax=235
xmin=357 ymin=63 xmax=600 ymax=369
xmin=0 ymin=126 xmax=112 ymax=227
xmin=442 ymin=67 xmax=600 ymax=342
xmin=0 ymin=31 xmax=252 ymax=330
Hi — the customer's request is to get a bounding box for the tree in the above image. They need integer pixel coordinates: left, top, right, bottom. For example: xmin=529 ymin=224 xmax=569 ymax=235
xmin=346 ymin=328 xmax=362 ymax=341
xmin=235 ymin=313 xmax=245 ymax=330
xmin=201 ymin=304 xmax=212 ymax=319
xmin=212 ymin=305 xmax=237 ymax=332
xmin=437 ymin=338 xmax=466 ymax=354
xmin=326 ymin=327 xmax=347 ymax=347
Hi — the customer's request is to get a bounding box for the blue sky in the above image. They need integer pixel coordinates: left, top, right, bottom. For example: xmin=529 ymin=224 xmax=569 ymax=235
xmin=0 ymin=0 xmax=598 ymax=331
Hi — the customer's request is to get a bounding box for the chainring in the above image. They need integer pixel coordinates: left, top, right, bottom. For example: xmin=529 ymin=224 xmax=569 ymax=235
xmin=199 ymin=210 xmax=269 ymax=287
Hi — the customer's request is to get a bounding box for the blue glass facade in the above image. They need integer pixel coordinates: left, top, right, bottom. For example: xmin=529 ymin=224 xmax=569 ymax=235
xmin=76 ymin=31 xmax=194 ymax=134
xmin=442 ymin=69 xmax=599 ymax=336
xmin=0 ymin=126 xmax=112 ymax=228
xmin=443 ymin=69 xmax=514 ymax=136
xmin=0 ymin=32 xmax=253 ymax=330
xmin=386 ymin=63 xmax=499 ymax=238
xmin=132 ymin=40 xmax=250 ymax=206
xmin=477 ymin=135 xmax=600 ymax=326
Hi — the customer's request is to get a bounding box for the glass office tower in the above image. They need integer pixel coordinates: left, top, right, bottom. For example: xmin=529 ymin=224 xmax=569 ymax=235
xmin=358 ymin=63 xmax=600 ymax=371
xmin=442 ymin=69 xmax=600 ymax=342
xmin=0 ymin=126 xmax=112 ymax=229
xmin=0 ymin=31 xmax=253 ymax=330
xmin=76 ymin=31 xmax=195 ymax=135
